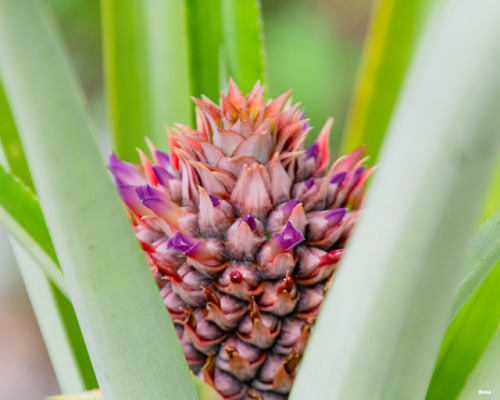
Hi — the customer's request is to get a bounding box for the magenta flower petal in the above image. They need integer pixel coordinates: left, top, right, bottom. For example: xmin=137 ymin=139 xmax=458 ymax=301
xmin=117 ymin=184 xmax=150 ymax=216
xmin=272 ymin=221 xmax=304 ymax=252
xmin=141 ymin=197 xmax=169 ymax=215
xmin=239 ymin=215 xmax=256 ymax=231
xmin=209 ymin=194 xmax=221 ymax=207
xmin=305 ymin=143 xmax=318 ymax=160
xmin=109 ymin=152 xmax=146 ymax=186
xmin=330 ymin=171 xmax=348 ymax=186
xmin=351 ymin=166 xmax=366 ymax=186
xmin=153 ymin=165 xmax=174 ymax=186
xmin=167 ymin=232 xmax=197 ymax=254
xmin=134 ymin=184 xmax=163 ymax=201
xmin=282 ymin=199 xmax=300 ymax=216
xmin=325 ymin=208 xmax=347 ymax=226
xmin=305 ymin=178 xmax=315 ymax=190
xmin=155 ymin=150 xmax=171 ymax=167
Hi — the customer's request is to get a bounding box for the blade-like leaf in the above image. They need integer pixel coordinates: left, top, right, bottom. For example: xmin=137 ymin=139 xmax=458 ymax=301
xmin=0 ymin=1 xmax=197 ymax=399
xmin=291 ymin=0 xmax=500 ymax=398
xmin=12 ymin=241 xmax=98 ymax=393
xmin=426 ymin=258 xmax=500 ymax=400
xmin=0 ymin=164 xmax=67 ymax=297
xmin=185 ymin=0 xmax=223 ymax=101
xmin=480 ymin=158 xmax=500 ymax=222
xmin=46 ymin=376 xmax=222 ymax=400
xmin=450 ymin=208 xmax=500 ymax=320
xmin=101 ymin=0 xmax=191 ymax=162
xmin=455 ymin=325 xmax=500 ymax=399
xmin=0 ymin=81 xmax=34 ymax=188
xmin=1 ymin=72 xmax=97 ymax=394
xmin=220 ymin=0 xmax=265 ymax=93
xmin=340 ymin=0 xmax=436 ymax=163
xmin=425 ymin=210 xmax=500 ymax=399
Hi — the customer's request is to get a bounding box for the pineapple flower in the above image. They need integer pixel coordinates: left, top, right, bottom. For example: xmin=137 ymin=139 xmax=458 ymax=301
xmin=110 ymin=79 xmax=374 ymax=400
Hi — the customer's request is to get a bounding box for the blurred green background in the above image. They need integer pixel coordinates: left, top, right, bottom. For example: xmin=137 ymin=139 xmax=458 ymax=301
xmin=0 ymin=0 xmax=373 ymax=397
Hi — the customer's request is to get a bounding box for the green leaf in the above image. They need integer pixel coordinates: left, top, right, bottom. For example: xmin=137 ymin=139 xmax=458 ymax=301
xmin=0 ymin=81 xmax=34 ymax=188
xmin=1 ymin=68 xmax=97 ymax=394
xmin=425 ymin=209 xmax=500 ymax=399
xmin=12 ymin=241 xmax=98 ymax=393
xmin=455 ymin=325 xmax=500 ymax=399
xmin=192 ymin=375 xmax=223 ymax=400
xmin=449 ymin=208 xmax=500 ymax=320
xmin=426 ymin=258 xmax=500 ymax=400
xmin=480 ymin=157 xmax=500 ymax=223
xmin=47 ymin=390 xmax=102 ymax=400
xmin=0 ymin=164 xmax=67 ymax=297
xmin=340 ymin=0 xmax=436 ymax=163
xmin=220 ymin=0 xmax=266 ymax=93
xmin=291 ymin=0 xmax=500 ymax=398
xmin=0 ymin=1 xmax=197 ymax=399
xmin=185 ymin=0 xmax=223 ymax=101
xmin=101 ymin=0 xmax=191 ymax=162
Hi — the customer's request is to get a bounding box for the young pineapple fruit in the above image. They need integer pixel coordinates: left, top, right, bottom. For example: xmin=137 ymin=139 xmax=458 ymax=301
xmin=110 ymin=80 xmax=373 ymax=400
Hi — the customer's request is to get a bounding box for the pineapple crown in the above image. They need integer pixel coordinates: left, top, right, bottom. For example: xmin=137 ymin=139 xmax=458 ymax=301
xmin=109 ymin=79 xmax=374 ymax=399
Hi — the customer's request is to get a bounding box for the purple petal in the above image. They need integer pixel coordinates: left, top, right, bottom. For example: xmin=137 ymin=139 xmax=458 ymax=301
xmin=351 ymin=166 xmax=366 ymax=186
xmin=117 ymin=184 xmax=149 ymax=215
xmin=167 ymin=232 xmax=197 ymax=254
xmin=305 ymin=143 xmax=319 ymax=160
xmin=299 ymin=109 xmax=311 ymax=131
xmin=141 ymin=197 xmax=168 ymax=215
xmin=272 ymin=221 xmax=304 ymax=252
xmin=282 ymin=199 xmax=300 ymax=216
xmin=134 ymin=184 xmax=163 ymax=201
xmin=155 ymin=150 xmax=171 ymax=167
xmin=325 ymin=208 xmax=347 ymax=226
xmin=305 ymin=178 xmax=315 ymax=190
xmin=209 ymin=194 xmax=220 ymax=208
xmin=153 ymin=165 xmax=174 ymax=186
xmin=330 ymin=171 xmax=348 ymax=186
xmin=109 ymin=152 xmax=146 ymax=186
xmin=239 ymin=215 xmax=256 ymax=231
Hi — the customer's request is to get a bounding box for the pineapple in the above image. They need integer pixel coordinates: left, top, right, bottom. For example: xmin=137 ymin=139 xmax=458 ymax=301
xmin=110 ymin=80 xmax=373 ymax=399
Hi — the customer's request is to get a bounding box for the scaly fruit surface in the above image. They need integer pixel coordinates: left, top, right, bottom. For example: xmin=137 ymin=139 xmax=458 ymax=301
xmin=110 ymin=80 xmax=374 ymax=400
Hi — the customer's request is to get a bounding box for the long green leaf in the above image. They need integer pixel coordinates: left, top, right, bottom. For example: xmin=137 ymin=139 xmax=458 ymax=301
xmin=12 ymin=241 xmax=98 ymax=393
xmin=47 ymin=379 xmax=222 ymax=400
xmin=291 ymin=0 xmax=500 ymax=398
xmin=455 ymin=325 xmax=500 ymax=399
xmin=426 ymin=258 xmax=500 ymax=400
xmin=0 ymin=163 xmax=67 ymax=297
xmin=425 ymin=208 xmax=500 ymax=399
xmin=450 ymin=208 xmax=500 ymax=320
xmin=0 ymin=81 xmax=34 ymax=188
xmin=1 ymin=76 xmax=97 ymax=392
xmin=0 ymin=1 xmax=197 ymax=399
xmin=220 ymin=0 xmax=265 ymax=93
xmin=340 ymin=0 xmax=435 ymax=163
xmin=185 ymin=0 xmax=222 ymax=101
xmin=101 ymin=0 xmax=191 ymax=162
xmin=480 ymin=158 xmax=500 ymax=222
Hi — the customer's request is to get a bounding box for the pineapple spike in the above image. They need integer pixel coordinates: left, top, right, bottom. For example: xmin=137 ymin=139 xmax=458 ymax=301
xmin=109 ymin=80 xmax=373 ymax=399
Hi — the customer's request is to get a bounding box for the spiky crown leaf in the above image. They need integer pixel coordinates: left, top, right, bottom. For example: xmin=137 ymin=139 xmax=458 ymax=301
xmin=110 ymin=79 xmax=374 ymax=400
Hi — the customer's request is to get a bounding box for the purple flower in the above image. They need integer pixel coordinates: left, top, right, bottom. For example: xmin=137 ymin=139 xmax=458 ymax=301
xmin=209 ymin=194 xmax=220 ymax=207
xmin=282 ymin=199 xmax=300 ymax=216
xmin=272 ymin=221 xmax=304 ymax=252
xmin=305 ymin=143 xmax=319 ymax=160
xmin=109 ymin=152 xmax=146 ymax=186
xmin=167 ymin=232 xmax=197 ymax=254
xmin=325 ymin=208 xmax=347 ymax=226
xmin=239 ymin=215 xmax=256 ymax=231
xmin=330 ymin=171 xmax=348 ymax=186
